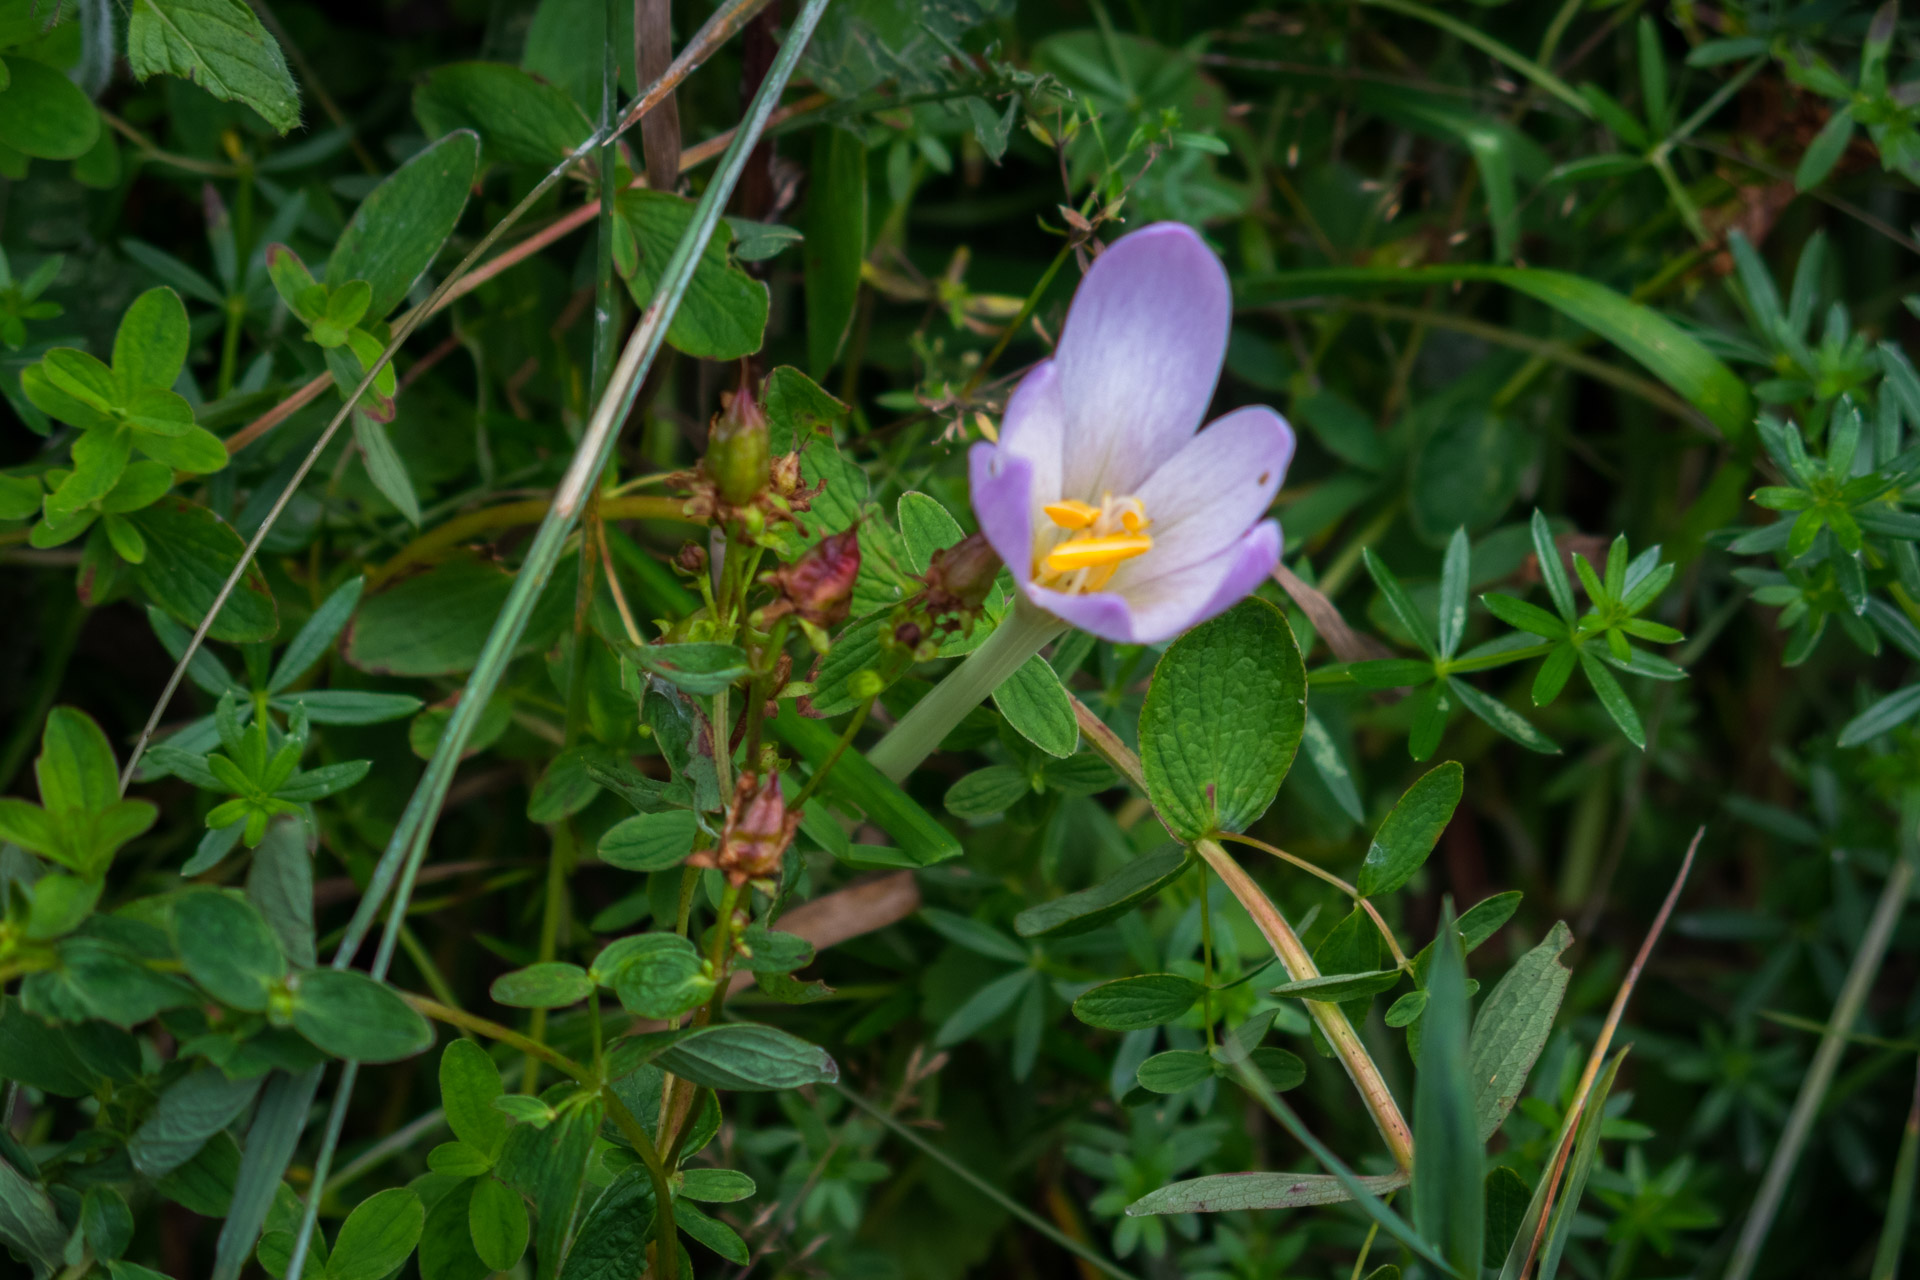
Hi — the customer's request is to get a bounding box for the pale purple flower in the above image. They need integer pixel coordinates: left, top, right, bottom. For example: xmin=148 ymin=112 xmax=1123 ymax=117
xmin=968 ymin=222 xmax=1295 ymax=645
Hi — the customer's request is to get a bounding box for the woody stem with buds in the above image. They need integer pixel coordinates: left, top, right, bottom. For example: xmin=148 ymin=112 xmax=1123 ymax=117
xmin=866 ymin=599 xmax=1067 ymax=783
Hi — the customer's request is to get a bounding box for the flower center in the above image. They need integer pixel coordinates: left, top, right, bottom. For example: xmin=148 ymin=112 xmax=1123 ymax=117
xmin=1033 ymin=493 xmax=1153 ymax=593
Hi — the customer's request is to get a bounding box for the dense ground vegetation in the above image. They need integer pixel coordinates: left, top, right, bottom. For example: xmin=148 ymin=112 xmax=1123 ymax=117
xmin=3 ymin=0 xmax=1920 ymax=1277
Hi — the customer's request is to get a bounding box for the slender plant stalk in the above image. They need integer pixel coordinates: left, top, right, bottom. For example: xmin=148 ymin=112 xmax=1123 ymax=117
xmin=867 ymin=599 xmax=1065 ymax=782
xmin=1064 ymin=695 xmax=1414 ymax=1172
xmin=1360 ymin=0 xmax=1592 ymax=117
xmin=1725 ymin=813 xmax=1919 ymax=1280
xmin=116 ymin=0 xmax=781 ymax=799
xmin=278 ymin=5 xmax=829 ymax=1277
xmin=1511 ymin=826 xmax=1700 ymax=1279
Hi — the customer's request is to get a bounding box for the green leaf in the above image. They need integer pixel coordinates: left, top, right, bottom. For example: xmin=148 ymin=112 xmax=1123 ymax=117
xmin=413 ymin=62 xmax=592 ymax=167
xmin=129 ymin=497 xmax=279 ymax=643
xmin=1838 ymin=684 xmax=1920 ymax=747
xmin=921 ymin=908 xmax=1028 ymax=965
xmin=559 ymin=1167 xmax=653 ymax=1280
xmin=129 ymin=1067 xmax=265 ymax=1178
xmin=1412 ymin=901 xmax=1483 ymax=1277
xmin=428 ymin=1142 xmax=493 ymax=1177
xmin=1448 ymin=677 xmax=1560 ymax=755
xmin=417 ymin=1176 xmax=488 ymax=1280
xmin=678 ymin=1168 xmax=756 ymax=1202
xmin=1128 ymin=1170 xmax=1408 ymax=1216
xmin=935 ymin=968 xmax=1034 ymax=1045
xmin=351 ymin=413 xmax=421 ymax=526
xmin=174 ymin=889 xmax=287 ymax=1012
xmin=0 ymin=1150 xmax=68 ymax=1272
xmin=943 ymin=764 xmax=1031 ymax=818
xmin=1356 ymin=761 xmax=1465 ymax=897
xmin=36 ymin=705 xmax=121 ymax=815
xmin=0 ymin=55 xmax=101 ymax=159
xmin=609 ymin=936 xmax=712 ymax=1019
xmin=114 ymin=287 xmax=191 ymax=393
xmin=598 ymin=809 xmax=698 ymax=872
xmin=1533 ymin=1050 xmax=1628 ymax=1280
xmin=153 ymin=1130 xmax=240 ymax=1216
xmin=327 ymin=1188 xmax=424 ymax=1280
xmin=342 ymin=556 xmax=572 ymax=677
xmin=466 ymin=1178 xmax=528 ymax=1273
xmin=489 ymin=962 xmax=593 ymax=1009
xmin=650 ymin=1023 xmax=839 ymax=1091
xmin=290 ymin=969 xmax=433 ymax=1063
xmin=615 ymin=189 xmax=769 ymax=361
xmin=1796 ymin=103 xmax=1854 ymax=191
xmin=1239 ymin=267 xmax=1752 ymax=438
xmin=897 ymin=491 xmax=963 ymax=575
xmin=1013 ymin=843 xmax=1190 ymax=938
xmin=770 ymin=705 xmax=961 ymax=865
xmin=327 ymin=131 xmax=480 ymax=321
xmin=1483 ymin=1166 xmax=1532 ymax=1268
xmin=126 ymin=0 xmax=302 ymax=134
xmin=1437 ymin=527 xmax=1471 ymax=657
xmin=1469 ymin=920 xmax=1572 ymax=1141
xmin=676 ymin=1199 xmax=749 ymax=1264
xmin=804 ymin=126 xmax=868 ymax=377
xmin=1269 ymin=971 xmax=1402 ymax=1002
xmin=1578 ymin=649 xmax=1644 ymax=748
xmin=83 ymin=1185 xmax=134 ymax=1260
xmin=439 ymin=1039 xmax=509 ymax=1159
xmin=993 ymin=653 xmax=1078 ymax=758
xmin=1140 ymin=598 xmax=1306 ymax=842
xmin=1071 ymin=974 xmax=1201 ymax=1030
xmin=624 ymin=641 xmax=750 ymax=695
xmin=1136 ymin=1049 xmax=1217 ymax=1094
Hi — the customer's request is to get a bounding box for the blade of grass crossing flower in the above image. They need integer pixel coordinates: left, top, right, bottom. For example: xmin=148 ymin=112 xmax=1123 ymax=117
xmin=115 ymin=0 xmax=779 ymax=797
xmin=1725 ymin=801 xmax=1920 ymax=1280
xmin=282 ymin=6 xmax=828 ymax=1280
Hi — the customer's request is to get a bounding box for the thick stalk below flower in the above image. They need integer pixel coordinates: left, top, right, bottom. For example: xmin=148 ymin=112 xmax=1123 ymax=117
xmin=866 ymin=600 xmax=1065 ymax=783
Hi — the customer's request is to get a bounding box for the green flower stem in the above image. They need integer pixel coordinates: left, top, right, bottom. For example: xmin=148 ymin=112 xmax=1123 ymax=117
xmin=1067 ymin=694 xmax=1416 ymax=1174
xmin=1725 ymin=811 xmax=1919 ymax=1280
xmin=867 ymin=600 xmax=1066 ymax=783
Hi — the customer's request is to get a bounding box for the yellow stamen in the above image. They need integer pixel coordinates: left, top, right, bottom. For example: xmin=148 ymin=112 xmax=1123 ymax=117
xmin=1120 ymin=508 xmax=1148 ymax=534
xmin=1044 ymin=499 xmax=1102 ymax=530
xmin=1045 ymin=535 xmax=1153 ymax=573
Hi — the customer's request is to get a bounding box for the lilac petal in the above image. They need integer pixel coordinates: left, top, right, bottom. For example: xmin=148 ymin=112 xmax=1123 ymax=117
xmin=1025 ymin=521 xmax=1283 ymax=645
xmin=970 ymin=442 xmax=1036 ymax=587
xmin=1113 ymin=406 xmax=1293 ymax=593
xmin=1056 ymin=223 xmax=1232 ymax=501
xmin=999 ymin=358 xmax=1065 ymax=527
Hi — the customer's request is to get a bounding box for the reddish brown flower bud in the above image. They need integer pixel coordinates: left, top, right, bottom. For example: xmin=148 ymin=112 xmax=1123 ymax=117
xmin=924 ymin=532 xmax=1001 ymax=615
xmin=674 ymin=541 xmax=709 ymax=574
xmin=707 ymin=380 xmax=771 ymax=507
xmin=691 ymin=771 xmax=800 ymax=886
xmin=761 ymin=528 xmax=861 ymax=628
xmin=894 ymin=621 xmax=923 ymax=649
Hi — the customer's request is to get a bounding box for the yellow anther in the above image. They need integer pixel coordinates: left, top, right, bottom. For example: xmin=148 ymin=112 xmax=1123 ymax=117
xmin=1120 ymin=508 xmax=1148 ymax=534
xmin=1044 ymin=535 xmax=1153 ymax=573
xmin=1044 ymin=499 xmax=1102 ymax=530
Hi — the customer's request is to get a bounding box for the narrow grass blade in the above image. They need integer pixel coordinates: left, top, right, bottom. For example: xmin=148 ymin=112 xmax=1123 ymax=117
xmin=1536 ymin=1049 xmax=1629 ymax=1280
xmin=211 ymin=1065 xmax=323 ymax=1280
xmin=1872 ymin=1059 xmax=1920 ymax=1280
xmin=1725 ymin=809 xmax=1920 ymax=1280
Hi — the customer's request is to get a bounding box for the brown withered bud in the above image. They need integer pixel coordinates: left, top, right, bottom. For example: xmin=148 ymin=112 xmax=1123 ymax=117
xmin=894 ymin=621 xmax=923 ymax=649
xmin=689 ymin=771 xmax=800 ymax=886
xmin=674 ymin=541 xmax=708 ymax=575
xmin=923 ymin=532 xmax=1001 ymax=621
xmin=759 ymin=527 xmax=861 ymax=628
xmin=707 ymin=379 xmax=771 ymax=507
xmin=762 ymin=652 xmax=792 ymax=719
